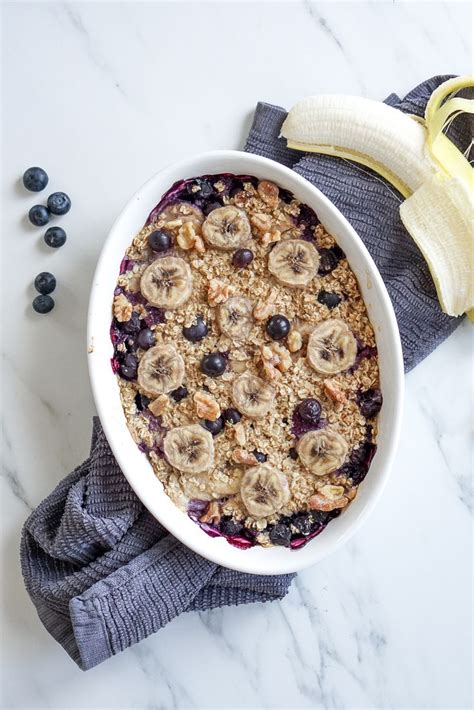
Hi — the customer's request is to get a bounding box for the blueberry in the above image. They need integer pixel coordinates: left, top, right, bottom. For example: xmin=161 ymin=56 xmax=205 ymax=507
xmin=34 ymin=272 xmax=56 ymax=295
xmin=317 ymin=290 xmax=342 ymax=309
xmin=296 ymin=398 xmax=322 ymax=425
xmin=44 ymin=226 xmax=66 ymax=248
xmin=339 ymin=441 xmax=377 ymax=485
xmin=23 ymin=167 xmax=48 ymax=192
xmin=47 ymin=192 xmax=71 ymax=215
xmin=28 ymin=205 xmax=50 ymax=227
xmin=200 ymin=352 xmax=227 ymax=377
xmin=148 ymin=229 xmax=171 ymax=252
xmin=266 ymin=314 xmax=290 ymax=341
xmin=292 ymin=513 xmax=313 ymax=536
xmin=122 ymin=311 xmax=141 ymax=335
xmin=229 ymin=180 xmax=244 ymax=198
xmin=201 ymin=417 xmax=224 ymax=436
xmin=358 ymin=388 xmax=383 ymax=419
xmin=189 ymin=179 xmax=213 ymax=199
xmin=253 ymin=449 xmax=267 ymax=463
xmin=171 ymin=385 xmax=188 ymax=402
xmin=123 ymin=353 xmax=138 ymax=369
xmin=232 ymin=248 xmax=254 ymax=268
xmin=222 ymin=408 xmax=241 ymax=425
xmin=203 ymin=200 xmax=223 ymax=216
xmin=135 ymin=393 xmax=151 ymax=411
xmin=318 ymin=246 xmax=343 ymax=275
xmin=269 ymin=523 xmax=291 ymax=547
xmin=32 ymin=294 xmax=54 ymax=314
xmin=137 ymin=328 xmax=156 ymax=350
xmin=125 ymin=336 xmax=137 ymax=351
xmin=312 ymin=510 xmax=330 ymax=527
xmin=220 ymin=518 xmax=243 ymax=536
xmin=120 ymin=365 xmax=137 ymax=380
xmin=183 ymin=316 xmax=208 ymax=343
xmin=288 ymin=447 xmax=298 ymax=460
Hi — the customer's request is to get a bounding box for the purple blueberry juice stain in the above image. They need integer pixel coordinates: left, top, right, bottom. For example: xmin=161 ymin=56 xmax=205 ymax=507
xmin=291 ymin=413 xmax=327 ymax=438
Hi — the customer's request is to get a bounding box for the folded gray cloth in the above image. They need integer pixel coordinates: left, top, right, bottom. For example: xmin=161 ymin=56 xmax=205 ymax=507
xmin=21 ymin=75 xmax=465 ymax=671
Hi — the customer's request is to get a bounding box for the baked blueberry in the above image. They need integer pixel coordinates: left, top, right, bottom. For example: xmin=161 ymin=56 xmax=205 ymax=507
xmin=318 ymin=246 xmax=343 ymax=275
xmin=203 ymin=200 xmax=223 ymax=216
xmin=122 ymin=311 xmax=141 ymax=334
xmin=34 ymin=272 xmax=56 ymax=295
xmin=32 ymin=294 xmax=54 ymax=314
xmin=135 ymin=393 xmax=151 ymax=411
xmin=23 ymin=167 xmax=48 ymax=192
xmin=171 ymin=385 xmax=188 ymax=402
xmin=44 ymin=226 xmax=66 ymax=248
xmin=295 ymin=398 xmax=321 ymax=425
xmin=269 ymin=523 xmax=291 ymax=547
xmin=266 ymin=314 xmax=290 ymax=341
xmin=220 ymin=518 xmax=243 ymax=536
xmin=47 ymin=192 xmax=71 ymax=215
xmin=201 ymin=417 xmax=224 ymax=436
xmin=358 ymin=388 xmax=383 ymax=419
xmin=232 ymin=248 xmax=254 ymax=268
xmin=292 ymin=513 xmax=313 ymax=536
xmin=189 ymin=179 xmax=213 ymax=199
xmin=222 ymin=408 xmax=241 ymax=425
xmin=183 ymin=316 xmax=208 ymax=342
xmin=200 ymin=352 xmax=227 ymax=377
xmin=317 ymin=290 xmax=342 ymax=309
xmin=148 ymin=229 xmax=171 ymax=252
xmin=288 ymin=447 xmax=298 ymax=460
xmin=137 ymin=328 xmax=156 ymax=350
xmin=253 ymin=450 xmax=267 ymax=463
xmin=29 ymin=205 xmax=50 ymax=226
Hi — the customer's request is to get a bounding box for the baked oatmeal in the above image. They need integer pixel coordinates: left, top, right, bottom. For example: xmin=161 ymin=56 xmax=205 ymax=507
xmin=110 ymin=173 xmax=382 ymax=549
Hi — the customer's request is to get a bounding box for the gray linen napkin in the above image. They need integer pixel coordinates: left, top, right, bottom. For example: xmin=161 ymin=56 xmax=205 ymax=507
xmin=20 ymin=75 xmax=465 ymax=671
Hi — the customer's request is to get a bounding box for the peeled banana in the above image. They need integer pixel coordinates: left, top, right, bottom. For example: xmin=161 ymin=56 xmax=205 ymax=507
xmin=280 ymin=75 xmax=474 ymax=319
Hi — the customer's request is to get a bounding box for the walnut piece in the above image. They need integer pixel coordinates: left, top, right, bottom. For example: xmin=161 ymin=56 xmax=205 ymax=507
xmin=208 ymin=278 xmax=233 ymax=307
xmin=250 ymin=212 xmax=272 ymax=233
xmin=199 ymin=501 xmax=221 ymax=525
xmin=148 ymin=394 xmax=169 ymax=417
xmin=261 ymin=342 xmax=292 ymax=373
xmin=261 ymin=227 xmax=281 ymax=247
xmin=253 ymin=288 xmax=277 ymax=321
xmin=309 ymin=485 xmax=349 ymax=512
xmin=288 ymin=330 xmax=303 ymax=353
xmin=257 ymin=180 xmax=279 ymax=209
xmin=232 ymin=449 xmax=259 ymax=465
xmin=113 ymin=293 xmax=133 ymax=322
xmin=232 ymin=422 xmax=247 ymax=446
xmin=177 ymin=221 xmax=205 ymax=254
xmin=324 ymin=379 xmax=347 ymax=403
xmin=193 ymin=390 xmax=221 ymax=421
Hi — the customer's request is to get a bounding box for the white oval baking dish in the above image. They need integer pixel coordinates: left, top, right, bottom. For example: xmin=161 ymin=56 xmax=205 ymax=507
xmin=87 ymin=150 xmax=404 ymax=575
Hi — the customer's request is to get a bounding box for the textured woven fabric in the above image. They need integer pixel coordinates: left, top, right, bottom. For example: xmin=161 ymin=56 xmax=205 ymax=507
xmin=20 ymin=76 xmax=465 ymax=671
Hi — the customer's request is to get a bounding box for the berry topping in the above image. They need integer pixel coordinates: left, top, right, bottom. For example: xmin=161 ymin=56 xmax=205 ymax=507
xmin=266 ymin=314 xmax=290 ymax=341
xmin=317 ymin=290 xmax=342 ymax=309
xmin=295 ymin=398 xmax=322 ymax=425
xmin=358 ymin=388 xmax=383 ymax=418
xmin=200 ymin=352 xmax=227 ymax=377
xmin=201 ymin=417 xmax=224 ymax=436
xmin=148 ymin=229 xmax=171 ymax=252
xmin=222 ymin=408 xmax=241 ymax=425
xmin=269 ymin=522 xmax=291 ymax=547
xmin=171 ymin=385 xmax=189 ymax=402
xmin=232 ymin=248 xmax=254 ymax=268
xmin=137 ymin=328 xmax=156 ymax=350
xmin=183 ymin=316 xmax=208 ymax=343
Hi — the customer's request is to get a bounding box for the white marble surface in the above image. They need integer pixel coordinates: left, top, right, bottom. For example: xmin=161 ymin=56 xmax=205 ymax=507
xmin=1 ymin=2 xmax=472 ymax=708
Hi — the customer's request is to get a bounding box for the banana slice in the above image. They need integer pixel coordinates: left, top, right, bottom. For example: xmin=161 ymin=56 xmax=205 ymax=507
xmin=217 ymin=296 xmax=253 ymax=342
xmin=297 ymin=429 xmax=348 ymax=476
xmin=140 ymin=256 xmax=193 ymax=310
xmin=231 ymin=373 xmax=275 ymax=419
xmin=137 ymin=344 xmax=185 ymax=396
xmin=268 ymin=239 xmax=320 ymax=287
xmin=163 ymin=424 xmax=215 ymax=474
xmin=307 ymin=318 xmax=357 ymax=375
xmin=240 ymin=464 xmax=290 ymax=517
xmin=202 ymin=206 xmax=251 ymax=251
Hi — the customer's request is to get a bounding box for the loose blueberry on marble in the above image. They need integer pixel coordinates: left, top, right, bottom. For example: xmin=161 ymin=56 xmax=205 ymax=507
xmin=34 ymin=272 xmax=56 ymax=295
xmin=358 ymin=388 xmax=383 ymax=419
xmin=171 ymin=385 xmax=188 ymax=402
xmin=23 ymin=167 xmax=48 ymax=192
xmin=222 ymin=408 xmax=241 ymax=425
xmin=183 ymin=316 xmax=208 ymax=343
xmin=200 ymin=352 xmax=227 ymax=377
xmin=232 ymin=248 xmax=254 ymax=268
xmin=266 ymin=314 xmax=290 ymax=341
xmin=220 ymin=518 xmax=243 ymax=536
xmin=296 ymin=398 xmax=321 ymax=425
xmin=148 ymin=229 xmax=171 ymax=252
xmin=32 ymin=294 xmax=54 ymax=314
xmin=203 ymin=200 xmax=223 ymax=216
xmin=29 ymin=205 xmax=50 ymax=226
xmin=269 ymin=523 xmax=291 ymax=547
xmin=44 ymin=226 xmax=67 ymax=248
xmin=47 ymin=191 xmax=71 ymax=215
xmin=201 ymin=417 xmax=224 ymax=436
xmin=318 ymin=290 xmax=342 ymax=309
xmin=253 ymin=450 xmax=267 ymax=463
xmin=137 ymin=328 xmax=156 ymax=350
xmin=122 ymin=311 xmax=141 ymax=335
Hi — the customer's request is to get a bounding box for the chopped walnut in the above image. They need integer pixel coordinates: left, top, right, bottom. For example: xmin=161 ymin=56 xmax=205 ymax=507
xmin=199 ymin=501 xmax=221 ymax=525
xmin=250 ymin=212 xmax=273 ymax=233
xmin=288 ymin=331 xmax=303 ymax=353
xmin=324 ymin=379 xmax=347 ymax=403
xmin=232 ymin=449 xmax=259 ymax=465
xmin=253 ymin=288 xmax=277 ymax=321
xmin=261 ymin=342 xmax=292 ymax=373
xmin=262 ymin=359 xmax=281 ymax=382
xmin=113 ymin=293 xmax=133 ymax=322
xmin=257 ymin=180 xmax=279 ymax=209
xmin=208 ymin=278 xmax=233 ymax=306
xmin=309 ymin=485 xmax=349 ymax=512
xmin=148 ymin=394 xmax=169 ymax=417
xmin=193 ymin=390 xmax=221 ymax=421
xmin=261 ymin=227 xmax=281 ymax=247
xmin=232 ymin=422 xmax=247 ymax=446
xmin=177 ymin=221 xmax=205 ymax=253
